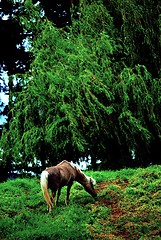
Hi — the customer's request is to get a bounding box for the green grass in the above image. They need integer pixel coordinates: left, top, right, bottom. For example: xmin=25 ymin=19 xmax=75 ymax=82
xmin=0 ymin=165 xmax=161 ymax=239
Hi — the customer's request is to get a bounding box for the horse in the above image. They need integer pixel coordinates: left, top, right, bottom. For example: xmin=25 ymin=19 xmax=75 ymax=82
xmin=40 ymin=160 xmax=97 ymax=211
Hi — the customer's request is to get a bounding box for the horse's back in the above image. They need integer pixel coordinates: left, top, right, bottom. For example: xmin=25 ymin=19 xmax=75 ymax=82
xmin=45 ymin=161 xmax=76 ymax=189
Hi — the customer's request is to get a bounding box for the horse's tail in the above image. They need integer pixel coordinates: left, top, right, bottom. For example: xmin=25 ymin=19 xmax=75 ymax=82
xmin=40 ymin=170 xmax=53 ymax=211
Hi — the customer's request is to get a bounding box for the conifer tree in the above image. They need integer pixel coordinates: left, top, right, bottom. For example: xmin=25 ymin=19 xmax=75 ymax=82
xmin=0 ymin=0 xmax=160 ymax=177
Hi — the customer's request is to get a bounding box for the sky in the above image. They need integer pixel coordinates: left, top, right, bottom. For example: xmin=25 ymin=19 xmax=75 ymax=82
xmin=0 ymin=71 xmax=9 ymax=125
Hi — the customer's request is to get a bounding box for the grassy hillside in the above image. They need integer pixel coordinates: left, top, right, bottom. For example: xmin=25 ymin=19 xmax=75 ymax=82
xmin=0 ymin=165 xmax=161 ymax=239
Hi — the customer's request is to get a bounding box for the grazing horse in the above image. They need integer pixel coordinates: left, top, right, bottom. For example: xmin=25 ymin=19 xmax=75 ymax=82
xmin=40 ymin=160 xmax=97 ymax=211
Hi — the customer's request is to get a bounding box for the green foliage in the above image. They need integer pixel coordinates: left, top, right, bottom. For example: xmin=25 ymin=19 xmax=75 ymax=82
xmin=0 ymin=0 xmax=161 ymax=170
xmin=1 ymin=166 xmax=161 ymax=239
xmin=0 ymin=178 xmax=92 ymax=240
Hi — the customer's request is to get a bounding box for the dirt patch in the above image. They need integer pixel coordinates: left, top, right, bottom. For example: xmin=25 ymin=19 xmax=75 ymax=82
xmin=95 ymin=181 xmax=111 ymax=193
xmin=94 ymin=179 xmax=129 ymax=209
xmin=95 ymin=179 xmax=129 ymax=193
xmin=91 ymin=179 xmax=131 ymax=239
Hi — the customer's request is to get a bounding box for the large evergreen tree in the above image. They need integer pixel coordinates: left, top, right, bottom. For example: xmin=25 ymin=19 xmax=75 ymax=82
xmin=0 ymin=0 xmax=161 ymax=179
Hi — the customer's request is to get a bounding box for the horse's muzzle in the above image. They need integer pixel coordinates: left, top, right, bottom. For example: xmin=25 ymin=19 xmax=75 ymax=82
xmin=92 ymin=192 xmax=97 ymax=198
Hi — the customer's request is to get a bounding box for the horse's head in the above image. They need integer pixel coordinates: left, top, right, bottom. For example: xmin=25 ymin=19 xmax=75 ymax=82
xmin=73 ymin=166 xmax=97 ymax=198
xmin=84 ymin=177 xmax=97 ymax=198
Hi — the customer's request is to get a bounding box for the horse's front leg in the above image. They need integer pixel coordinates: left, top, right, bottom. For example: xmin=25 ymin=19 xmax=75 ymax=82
xmin=56 ymin=187 xmax=61 ymax=206
xmin=66 ymin=181 xmax=73 ymax=205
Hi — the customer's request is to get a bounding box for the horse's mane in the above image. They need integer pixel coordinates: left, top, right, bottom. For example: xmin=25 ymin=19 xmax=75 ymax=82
xmin=68 ymin=161 xmax=93 ymax=184
xmin=68 ymin=161 xmax=84 ymax=175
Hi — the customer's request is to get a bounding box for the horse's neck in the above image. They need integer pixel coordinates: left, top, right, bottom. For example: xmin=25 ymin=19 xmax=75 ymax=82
xmin=65 ymin=161 xmax=89 ymax=186
xmin=75 ymin=168 xmax=89 ymax=186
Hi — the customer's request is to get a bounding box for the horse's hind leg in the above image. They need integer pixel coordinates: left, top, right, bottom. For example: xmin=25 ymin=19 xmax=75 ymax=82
xmin=56 ymin=188 xmax=61 ymax=206
xmin=51 ymin=190 xmax=56 ymax=204
xmin=47 ymin=200 xmax=53 ymax=212
xmin=47 ymin=204 xmax=52 ymax=212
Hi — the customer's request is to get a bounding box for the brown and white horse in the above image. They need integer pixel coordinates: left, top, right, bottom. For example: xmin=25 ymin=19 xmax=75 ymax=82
xmin=40 ymin=160 xmax=97 ymax=211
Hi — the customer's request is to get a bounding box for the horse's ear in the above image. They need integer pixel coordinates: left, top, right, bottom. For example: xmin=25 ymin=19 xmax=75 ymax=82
xmin=89 ymin=178 xmax=94 ymax=189
xmin=90 ymin=177 xmax=96 ymax=185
